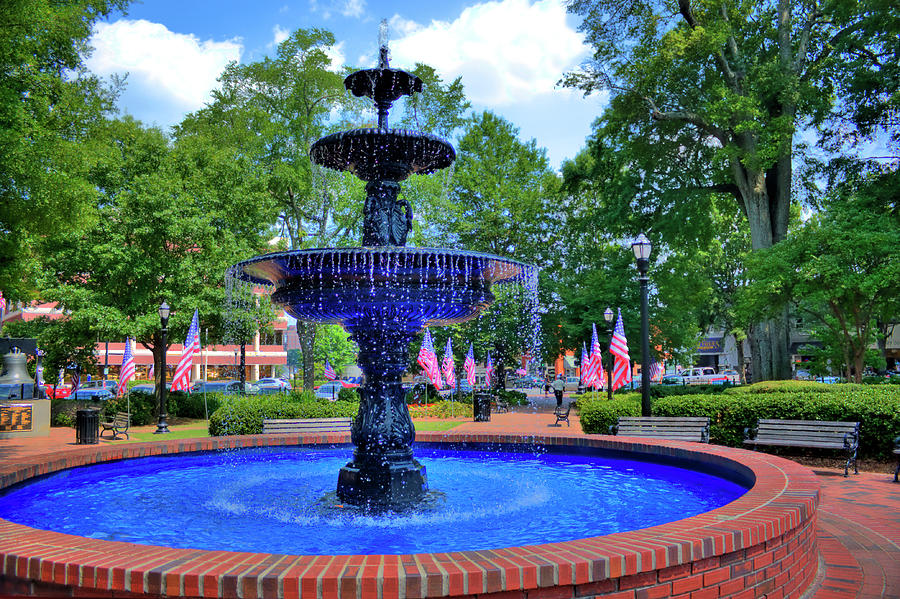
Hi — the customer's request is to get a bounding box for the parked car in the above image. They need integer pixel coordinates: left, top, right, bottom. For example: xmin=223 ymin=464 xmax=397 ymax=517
xmin=44 ymin=384 xmax=72 ymax=399
xmin=72 ymin=380 xmax=117 ymax=400
xmin=129 ymin=384 xmax=156 ymax=395
xmin=315 ymin=381 xmax=344 ymax=400
xmin=719 ymin=369 xmax=742 ymax=384
xmin=192 ymin=380 xmax=257 ymax=395
xmin=564 ymin=376 xmax=580 ymax=392
xmin=258 ymin=377 xmax=291 ymax=392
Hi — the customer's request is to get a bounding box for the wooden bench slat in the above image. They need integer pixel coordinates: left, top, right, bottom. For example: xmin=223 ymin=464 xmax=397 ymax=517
xmin=611 ymin=416 xmax=710 ymax=443
xmin=744 ymin=419 xmax=859 ymax=476
xmin=262 ymin=417 xmax=353 ymax=435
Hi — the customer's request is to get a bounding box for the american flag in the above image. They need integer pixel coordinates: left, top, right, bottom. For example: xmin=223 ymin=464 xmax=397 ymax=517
xmin=148 ymin=362 xmax=154 ymax=380
xmin=0 ymin=291 xmax=5 ymax=313
xmin=648 ymin=355 xmax=664 ymax=382
xmin=170 ymin=309 xmax=200 ymax=392
xmin=417 ymin=328 xmax=442 ymax=389
xmin=70 ymin=368 xmax=80 ymax=393
xmin=117 ymin=338 xmax=136 ymax=396
xmin=610 ymin=308 xmax=632 ymax=390
xmin=323 ymin=358 xmax=336 ymax=381
xmin=464 ymin=343 xmax=476 ymax=386
xmin=580 ymin=342 xmax=589 ymax=384
xmin=584 ymin=323 xmax=605 ymax=389
xmin=484 ymin=352 xmax=494 ymax=387
xmin=442 ymin=338 xmax=456 ymax=390
xmin=57 ymin=368 xmax=64 ymax=387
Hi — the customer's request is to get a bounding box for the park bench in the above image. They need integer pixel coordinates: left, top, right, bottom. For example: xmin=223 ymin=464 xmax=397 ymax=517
xmin=262 ymin=417 xmax=353 ymax=434
xmin=609 ymin=416 xmax=710 ymax=443
xmin=99 ymin=411 xmax=131 ymax=440
xmin=494 ymin=399 xmax=510 ymax=413
xmin=743 ymin=419 xmax=860 ymax=476
xmin=553 ymin=403 xmax=572 ymax=427
xmin=893 ymin=436 xmax=899 ymax=483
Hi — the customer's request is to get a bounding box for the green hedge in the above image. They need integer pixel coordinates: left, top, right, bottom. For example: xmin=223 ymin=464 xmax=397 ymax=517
xmin=577 ymin=383 xmax=900 ymax=458
xmin=208 ymin=395 xmax=359 ymax=436
xmin=498 ymin=389 xmax=528 ymax=406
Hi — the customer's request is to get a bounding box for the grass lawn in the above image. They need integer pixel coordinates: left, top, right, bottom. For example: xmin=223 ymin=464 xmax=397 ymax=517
xmin=413 ymin=420 xmax=465 ymax=431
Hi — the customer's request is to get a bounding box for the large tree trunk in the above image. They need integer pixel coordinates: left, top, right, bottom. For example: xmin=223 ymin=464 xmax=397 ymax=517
xmin=298 ymin=321 xmax=317 ymax=391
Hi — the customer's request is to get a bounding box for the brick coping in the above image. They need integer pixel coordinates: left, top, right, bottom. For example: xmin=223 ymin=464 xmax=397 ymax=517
xmin=0 ymin=432 xmax=820 ymax=599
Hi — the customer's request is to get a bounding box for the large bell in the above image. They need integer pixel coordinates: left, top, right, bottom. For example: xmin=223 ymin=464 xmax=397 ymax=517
xmin=0 ymin=351 xmax=35 ymax=399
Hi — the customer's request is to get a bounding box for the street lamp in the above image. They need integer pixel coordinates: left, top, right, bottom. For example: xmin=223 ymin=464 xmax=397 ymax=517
xmin=603 ymin=306 xmax=614 ymax=401
xmin=155 ymin=301 xmax=171 ymax=434
xmin=632 ymin=233 xmax=652 ymax=417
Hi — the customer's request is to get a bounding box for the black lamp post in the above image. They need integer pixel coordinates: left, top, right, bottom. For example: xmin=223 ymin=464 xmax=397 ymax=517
xmin=154 ymin=301 xmax=171 ymax=434
xmin=603 ymin=306 xmax=614 ymax=401
xmin=632 ymin=233 xmax=652 ymax=417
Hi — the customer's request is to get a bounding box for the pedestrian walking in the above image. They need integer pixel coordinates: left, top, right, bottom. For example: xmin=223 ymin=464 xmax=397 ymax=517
xmin=551 ymin=375 xmax=565 ymax=408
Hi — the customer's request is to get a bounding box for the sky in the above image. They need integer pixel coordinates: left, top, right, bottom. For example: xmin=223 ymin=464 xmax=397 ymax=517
xmin=85 ymin=0 xmax=610 ymax=170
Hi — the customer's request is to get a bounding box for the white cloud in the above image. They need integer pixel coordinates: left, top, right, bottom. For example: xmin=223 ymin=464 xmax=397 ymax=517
xmin=271 ymin=24 xmax=290 ymax=48
xmin=325 ymin=41 xmax=346 ymax=73
xmin=387 ymin=0 xmax=589 ymax=106
xmin=309 ymin=0 xmax=366 ymax=20
xmin=86 ymin=20 xmax=242 ymax=119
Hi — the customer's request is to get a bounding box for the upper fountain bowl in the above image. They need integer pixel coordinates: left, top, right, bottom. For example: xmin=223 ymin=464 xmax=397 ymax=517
xmin=309 ymin=128 xmax=455 ymax=182
xmin=230 ymin=247 xmax=534 ymax=329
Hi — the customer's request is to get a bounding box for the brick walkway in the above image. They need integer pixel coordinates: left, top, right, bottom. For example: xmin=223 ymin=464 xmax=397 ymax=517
xmin=1 ymin=405 xmax=897 ymax=599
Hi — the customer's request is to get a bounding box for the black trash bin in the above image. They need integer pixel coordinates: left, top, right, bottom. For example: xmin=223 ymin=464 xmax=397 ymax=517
xmin=473 ymin=392 xmax=492 ymax=422
xmin=75 ymin=409 xmax=100 ymax=444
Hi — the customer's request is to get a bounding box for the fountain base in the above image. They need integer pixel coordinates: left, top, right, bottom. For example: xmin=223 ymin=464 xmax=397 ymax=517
xmin=336 ymin=453 xmax=427 ymax=508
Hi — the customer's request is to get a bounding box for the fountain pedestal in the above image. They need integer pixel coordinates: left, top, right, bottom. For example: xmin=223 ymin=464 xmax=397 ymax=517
xmin=336 ymin=324 xmax=426 ymax=506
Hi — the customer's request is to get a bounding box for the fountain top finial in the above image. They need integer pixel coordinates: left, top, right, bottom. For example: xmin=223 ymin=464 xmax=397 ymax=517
xmin=343 ymin=20 xmax=422 ymax=128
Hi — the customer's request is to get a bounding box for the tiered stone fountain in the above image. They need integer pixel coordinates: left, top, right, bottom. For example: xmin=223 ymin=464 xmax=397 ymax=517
xmin=229 ymin=37 xmax=536 ymax=508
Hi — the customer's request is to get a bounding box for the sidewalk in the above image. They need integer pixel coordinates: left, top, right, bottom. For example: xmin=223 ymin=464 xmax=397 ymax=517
xmin=1 ymin=403 xmax=897 ymax=599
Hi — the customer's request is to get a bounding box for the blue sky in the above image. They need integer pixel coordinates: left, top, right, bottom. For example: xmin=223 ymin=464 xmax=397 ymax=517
xmin=86 ymin=0 xmax=609 ymax=169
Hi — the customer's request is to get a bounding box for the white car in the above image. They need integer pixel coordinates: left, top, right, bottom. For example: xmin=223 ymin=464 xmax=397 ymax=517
xmin=257 ymin=377 xmax=292 ymax=391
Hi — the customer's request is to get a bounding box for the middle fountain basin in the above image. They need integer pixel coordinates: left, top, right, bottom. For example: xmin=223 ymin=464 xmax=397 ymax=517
xmin=232 ymin=246 xmax=533 ymax=326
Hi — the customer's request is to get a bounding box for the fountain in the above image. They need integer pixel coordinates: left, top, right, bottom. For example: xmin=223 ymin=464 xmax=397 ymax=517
xmin=227 ymin=32 xmax=536 ymax=508
xmin=0 ymin=28 xmax=821 ymax=599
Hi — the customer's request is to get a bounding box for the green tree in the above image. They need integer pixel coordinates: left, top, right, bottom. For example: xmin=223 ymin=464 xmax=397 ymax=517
xmin=444 ymin=111 xmax=560 ymax=264
xmin=314 ymin=324 xmax=358 ymax=378
xmin=741 ymin=169 xmax=900 ymax=382
xmin=562 ymin=0 xmax=896 ymax=380
xmin=176 ymin=28 xmax=362 ymax=392
xmin=0 ymin=0 xmax=128 ymax=300
xmin=39 ymin=117 xmax=277 ymax=396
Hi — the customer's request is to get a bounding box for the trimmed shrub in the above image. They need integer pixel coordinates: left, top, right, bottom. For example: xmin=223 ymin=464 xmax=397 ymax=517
xmin=576 ymin=393 xmax=641 ymax=435
xmin=408 ymin=400 xmax=471 ymax=419
xmin=651 ymin=384 xmax=735 ymax=398
xmin=653 ymin=386 xmax=900 ymax=458
xmin=208 ymin=395 xmax=358 ymax=436
xmin=338 ymin=387 xmax=360 ymax=403
xmin=498 ymin=389 xmax=528 ymax=406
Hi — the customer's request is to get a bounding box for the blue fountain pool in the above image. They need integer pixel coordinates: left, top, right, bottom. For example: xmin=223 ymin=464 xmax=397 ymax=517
xmin=0 ymin=446 xmax=747 ymax=555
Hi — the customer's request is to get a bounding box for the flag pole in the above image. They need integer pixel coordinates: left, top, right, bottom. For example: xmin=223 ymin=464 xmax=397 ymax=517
xmin=203 ymin=327 xmax=208 ymax=421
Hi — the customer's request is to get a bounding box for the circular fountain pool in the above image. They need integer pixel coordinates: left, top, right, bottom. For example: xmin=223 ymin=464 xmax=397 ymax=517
xmin=0 ymin=446 xmax=746 ymax=555
xmin=0 ymin=433 xmax=820 ymax=599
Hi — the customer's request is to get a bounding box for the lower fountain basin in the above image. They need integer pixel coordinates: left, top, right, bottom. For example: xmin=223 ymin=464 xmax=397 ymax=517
xmin=0 ymin=433 xmax=820 ymax=599
xmin=230 ymin=246 xmax=536 ymax=326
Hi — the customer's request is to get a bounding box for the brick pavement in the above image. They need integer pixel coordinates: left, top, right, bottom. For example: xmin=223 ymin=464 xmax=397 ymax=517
xmin=0 ymin=401 xmax=897 ymax=599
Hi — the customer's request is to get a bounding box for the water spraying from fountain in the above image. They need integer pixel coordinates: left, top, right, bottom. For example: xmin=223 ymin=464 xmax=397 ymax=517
xmin=228 ymin=27 xmax=538 ymax=509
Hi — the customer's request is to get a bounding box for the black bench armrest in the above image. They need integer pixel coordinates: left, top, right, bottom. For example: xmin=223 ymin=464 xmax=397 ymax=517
xmin=843 ymin=429 xmax=859 ymax=450
xmin=743 ymin=426 xmax=757 ymax=441
xmin=893 ymin=436 xmax=900 ymax=451
xmin=609 ymin=424 xmax=618 ymax=435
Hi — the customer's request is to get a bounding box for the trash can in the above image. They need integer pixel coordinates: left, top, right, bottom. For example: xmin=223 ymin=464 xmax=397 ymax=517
xmin=473 ymin=392 xmax=492 ymax=422
xmin=75 ymin=409 xmax=100 ymax=444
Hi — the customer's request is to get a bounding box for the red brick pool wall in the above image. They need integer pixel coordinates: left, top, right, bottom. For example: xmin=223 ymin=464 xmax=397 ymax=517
xmin=0 ymin=432 xmax=820 ymax=599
